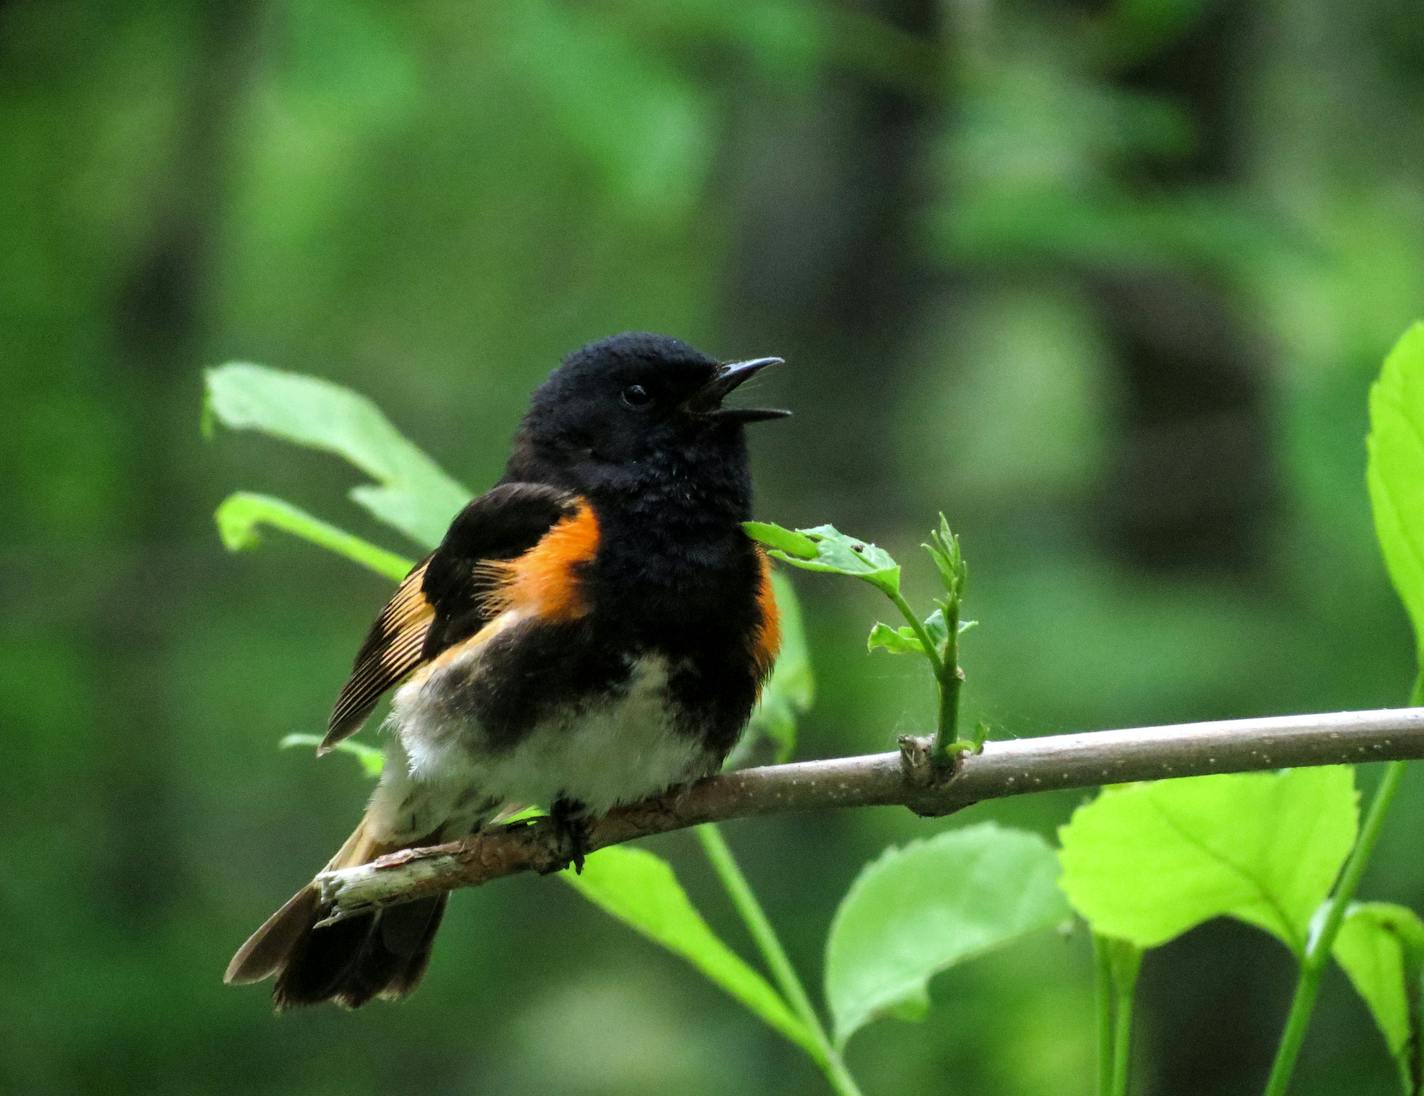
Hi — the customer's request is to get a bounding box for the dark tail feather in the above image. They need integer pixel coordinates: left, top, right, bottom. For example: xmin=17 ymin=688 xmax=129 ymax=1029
xmin=224 ymin=820 xmax=448 ymax=1010
xmin=266 ymin=894 xmax=447 ymax=1011
xmin=321 ymin=897 xmax=447 ymax=1009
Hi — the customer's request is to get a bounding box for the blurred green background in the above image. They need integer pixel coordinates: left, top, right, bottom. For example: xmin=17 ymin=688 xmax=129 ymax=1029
xmin=5 ymin=1 xmax=1424 ymax=1093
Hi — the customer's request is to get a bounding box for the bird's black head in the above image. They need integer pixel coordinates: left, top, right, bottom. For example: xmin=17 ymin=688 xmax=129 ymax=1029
xmin=505 ymin=332 xmax=788 ymax=510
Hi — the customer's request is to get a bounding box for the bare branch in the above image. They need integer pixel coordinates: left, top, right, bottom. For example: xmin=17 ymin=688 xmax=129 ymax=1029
xmin=316 ymin=707 xmax=1424 ymax=923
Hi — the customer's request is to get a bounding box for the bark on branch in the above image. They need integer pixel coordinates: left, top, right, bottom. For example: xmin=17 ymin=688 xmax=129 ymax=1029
xmin=316 ymin=707 xmax=1424 ymax=924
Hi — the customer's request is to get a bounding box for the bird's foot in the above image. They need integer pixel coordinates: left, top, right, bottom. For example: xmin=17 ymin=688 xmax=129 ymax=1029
xmin=549 ymin=797 xmax=592 ymax=874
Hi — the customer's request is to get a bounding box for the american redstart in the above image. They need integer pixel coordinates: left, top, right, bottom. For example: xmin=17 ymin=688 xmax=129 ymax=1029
xmin=225 ymin=332 xmax=788 ymax=1009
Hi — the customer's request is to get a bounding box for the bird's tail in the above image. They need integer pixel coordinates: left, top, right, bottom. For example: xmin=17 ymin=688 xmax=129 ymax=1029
xmin=223 ymin=816 xmax=447 ymax=1011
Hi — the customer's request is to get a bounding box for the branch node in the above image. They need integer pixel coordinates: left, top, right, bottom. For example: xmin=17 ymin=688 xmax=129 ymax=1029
xmin=898 ymin=734 xmax=937 ymax=785
xmin=898 ymin=733 xmax=971 ymax=817
xmin=900 ymin=733 xmax=963 ymax=780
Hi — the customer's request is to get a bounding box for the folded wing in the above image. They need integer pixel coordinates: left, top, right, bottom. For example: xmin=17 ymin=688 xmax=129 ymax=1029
xmin=321 ymin=482 xmax=579 ymax=750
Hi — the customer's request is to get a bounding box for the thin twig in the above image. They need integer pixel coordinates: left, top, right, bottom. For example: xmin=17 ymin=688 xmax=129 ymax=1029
xmin=316 ymin=707 xmax=1424 ymax=923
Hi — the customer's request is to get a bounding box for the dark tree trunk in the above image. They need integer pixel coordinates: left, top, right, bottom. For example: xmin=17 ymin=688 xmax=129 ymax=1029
xmin=1090 ymin=4 xmax=1278 ymax=579
xmin=718 ymin=0 xmax=947 ymax=527
xmin=95 ymin=0 xmax=264 ymax=928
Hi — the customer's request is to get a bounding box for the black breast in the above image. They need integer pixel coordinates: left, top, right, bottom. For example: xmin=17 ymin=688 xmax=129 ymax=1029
xmin=470 ymin=430 xmax=770 ymax=762
xmin=460 ymin=504 xmax=767 ymax=765
xmin=584 ymin=499 xmax=767 ymax=759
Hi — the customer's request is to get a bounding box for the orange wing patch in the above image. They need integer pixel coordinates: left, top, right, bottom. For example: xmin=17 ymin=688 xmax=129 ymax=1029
xmin=480 ymin=503 xmax=601 ymax=622
xmin=750 ymin=548 xmax=781 ymax=685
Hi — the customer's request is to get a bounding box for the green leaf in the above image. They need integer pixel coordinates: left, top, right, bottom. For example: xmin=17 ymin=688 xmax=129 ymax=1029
xmin=923 ymin=608 xmax=949 ymax=649
xmin=866 ymin=608 xmax=976 ymax=657
xmin=825 ymin=822 xmax=1071 ymax=1048
xmin=562 ymin=846 xmax=817 ymax=1056
xmin=1333 ymin=901 xmax=1424 ymax=1090
xmin=742 ymin=520 xmax=820 ymax=559
xmin=1368 ymin=322 xmax=1424 ymax=665
xmin=279 ymin=733 xmax=385 ymax=778
xmin=867 ymin=621 xmax=924 ymax=655
xmin=744 ymin=521 xmax=901 ymax=595
xmin=923 ymin=514 xmax=966 ymax=599
xmin=1057 ymin=768 xmax=1359 ymax=955
xmin=727 ymin=573 xmax=814 ymax=768
xmin=215 ymin=492 xmax=414 ymax=582
xmin=205 ymin=363 xmax=469 ymax=548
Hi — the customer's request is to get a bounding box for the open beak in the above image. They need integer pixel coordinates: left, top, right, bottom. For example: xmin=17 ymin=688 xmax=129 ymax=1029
xmin=696 ymin=356 xmax=790 ymax=423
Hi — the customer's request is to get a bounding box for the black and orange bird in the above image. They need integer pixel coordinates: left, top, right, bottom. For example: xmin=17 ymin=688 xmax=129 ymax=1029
xmin=225 ymin=332 xmax=788 ymax=1009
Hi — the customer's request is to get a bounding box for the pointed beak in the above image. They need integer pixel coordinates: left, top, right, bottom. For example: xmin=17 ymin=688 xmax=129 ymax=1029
xmin=695 ymin=356 xmax=790 ymax=423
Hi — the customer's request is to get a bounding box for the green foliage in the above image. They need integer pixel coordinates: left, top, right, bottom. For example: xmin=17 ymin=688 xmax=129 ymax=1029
xmin=215 ymin=491 xmax=412 ymax=582
xmin=922 ymin=515 xmax=967 ymax=615
xmin=205 ymin=362 xmax=468 ymax=546
xmin=563 ymin=847 xmax=818 ymax=1056
xmin=866 ymin=615 xmax=938 ymax=656
xmin=745 ymin=516 xmax=974 ymax=756
xmin=1353 ymin=321 xmax=1424 ymax=1090
xmin=824 ymin=823 xmax=1069 ymax=1048
xmin=1368 ymin=322 xmax=1424 ymax=693
xmin=741 ymin=521 xmax=821 ymax=559
xmin=745 ymin=521 xmax=902 ymax=595
xmin=1058 ymin=768 xmax=1359 ymax=955
xmin=1333 ymin=902 xmax=1424 ymax=1088
xmin=867 ymin=607 xmax=975 ymax=657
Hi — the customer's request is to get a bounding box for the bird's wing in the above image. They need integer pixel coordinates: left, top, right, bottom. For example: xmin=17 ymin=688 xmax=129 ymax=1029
xmin=321 ymin=482 xmax=580 ymax=750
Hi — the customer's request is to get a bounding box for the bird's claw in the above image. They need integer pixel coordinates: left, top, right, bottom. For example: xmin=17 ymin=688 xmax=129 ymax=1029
xmin=549 ymin=798 xmax=591 ymax=874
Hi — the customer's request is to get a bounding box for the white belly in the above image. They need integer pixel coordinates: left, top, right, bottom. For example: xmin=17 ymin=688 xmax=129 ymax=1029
xmin=389 ymin=644 xmax=714 ymax=816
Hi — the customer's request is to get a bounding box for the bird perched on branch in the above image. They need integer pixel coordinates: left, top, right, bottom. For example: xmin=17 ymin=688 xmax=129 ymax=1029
xmin=225 ymin=332 xmax=788 ymax=1009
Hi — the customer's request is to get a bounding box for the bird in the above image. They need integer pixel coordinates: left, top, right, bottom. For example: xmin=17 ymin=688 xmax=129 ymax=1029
xmin=224 ymin=332 xmax=789 ymax=1010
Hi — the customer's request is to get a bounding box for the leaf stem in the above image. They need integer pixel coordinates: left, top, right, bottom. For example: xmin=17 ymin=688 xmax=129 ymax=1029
xmin=888 ymin=590 xmax=945 ymax=677
xmin=1093 ymin=935 xmax=1140 ymax=1096
xmin=935 ymin=596 xmax=963 ymax=765
xmin=1112 ymin=976 xmax=1136 ymax=1096
xmin=888 ymin=589 xmax=963 ymax=766
xmin=695 ymin=824 xmax=865 ymax=1096
xmin=1262 ymin=759 xmax=1408 ymax=1096
xmin=1094 ymin=937 xmax=1114 ymax=1096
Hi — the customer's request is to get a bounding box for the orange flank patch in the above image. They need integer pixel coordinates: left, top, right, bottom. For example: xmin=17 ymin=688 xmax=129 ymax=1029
xmin=481 ymin=503 xmax=601 ymax=622
xmin=750 ymin=548 xmax=781 ymax=685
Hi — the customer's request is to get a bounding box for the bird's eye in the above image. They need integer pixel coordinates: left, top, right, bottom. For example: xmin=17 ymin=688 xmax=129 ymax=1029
xmin=621 ymin=384 xmax=652 ymax=410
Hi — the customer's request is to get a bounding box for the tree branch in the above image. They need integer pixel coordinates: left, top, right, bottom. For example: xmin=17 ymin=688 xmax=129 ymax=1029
xmin=316 ymin=707 xmax=1424 ymax=924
